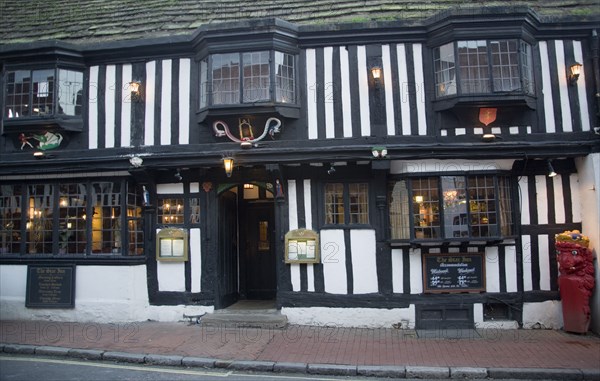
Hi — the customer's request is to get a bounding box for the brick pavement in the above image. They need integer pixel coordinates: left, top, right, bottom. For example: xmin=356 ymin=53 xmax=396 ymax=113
xmin=1 ymin=320 xmax=599 ymax=370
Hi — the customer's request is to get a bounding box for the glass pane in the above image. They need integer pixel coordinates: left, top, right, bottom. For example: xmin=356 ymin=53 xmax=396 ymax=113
xmin=57 ymin=69 xmax=83 ymax=116
xmin=434 ymin=43 xmax=456 ymax=97
xmin=468 ymin=176 xmax=498 ymax=237
xmin=521 ymin=41 xmax=535 ymax=94
xmin=127 ymin=185 xmax=143 ymax=256
xmin=348 ymin=183 xmax=369 ymax=224
xmin=325 ymin=183 xmax=344 ymax=224
xmin=4 ymin=70 xmax=31 ymax=118
xmin=59 ymin=184 xmax=87 ymax=254
xmin=31 ymin=69 xmax=55 ymax=116
xmin=0 ymin=185 xmax=23 ymax=254
xmin=189 ymin=198 xmax=201 ymax=224
xmin=275 ymin=51 xmax=296 ymax=103
xmin=458 ymin=40 xmax=489 ymax=94
xmin=243 ymin=51 xmax=270 ymax=102
xmin=490 ymin=39 xmax=520 ymax=92
xmin=199 ymin=59 xmax=208 ymax=108
xmin=498 ymin=177 xmax=514 ymax=236
xmin=26 ymin=185 xmax=54 ymax=254
xmin=412 ymin=178 xmax=440 ymax=239
xmin=212 ymin=53 xmax=240 ymax=104
xmin=389 ymin=181 xmax=410 ymax=239
xmin=91 ymin=182 xmax=122 ymax=254
xmin=158 ymin=198 xmax=184 ymax=225
xmin=441 ymin=176 xmax=468 ymax=238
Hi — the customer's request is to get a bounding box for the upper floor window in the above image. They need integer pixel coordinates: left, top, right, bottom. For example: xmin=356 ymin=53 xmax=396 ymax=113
xmin=324 ymin=183 xmax=369 ymax=225
xmin=434 ymin=40 xmax=534 ymax=98
xmin=199 ymin=51 xmax=296 ymax=108
xmin=389 ymin=175 xmax=514 ymax=241
xmin=4 ymin=68 xmax=83 ymax=120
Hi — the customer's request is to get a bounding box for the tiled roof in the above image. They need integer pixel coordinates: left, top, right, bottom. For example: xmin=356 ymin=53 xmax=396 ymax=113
xmin=1 ymin=0 xmax=599 ymax=45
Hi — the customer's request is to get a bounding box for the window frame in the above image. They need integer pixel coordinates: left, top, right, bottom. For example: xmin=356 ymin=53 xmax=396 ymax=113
xmin=0 ymin=179 xmax=144 ymax=259
xmin=2 ymin=63 xmax=85 ymax=132
xmin=322 ymin=181 xmax=371 ymax=228
xmin=156 ymin=193 xmax=202 ymax=228
xmin=388 ymin=172 xmax=517 ymax=243
xmin=433 ymin=39 xmax=534 ymax=99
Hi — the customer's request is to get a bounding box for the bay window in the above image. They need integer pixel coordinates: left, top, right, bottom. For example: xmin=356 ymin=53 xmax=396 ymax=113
xmin=389 ymin=175 xmax=514 ymax=241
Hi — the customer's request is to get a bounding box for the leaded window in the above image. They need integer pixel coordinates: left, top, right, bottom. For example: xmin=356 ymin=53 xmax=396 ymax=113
xmin=325 ymin=183 xmax=369 ymax=225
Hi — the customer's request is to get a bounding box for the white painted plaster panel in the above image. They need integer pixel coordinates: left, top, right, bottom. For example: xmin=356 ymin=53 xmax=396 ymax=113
xmin=179 ymin=58 xmax=191 ymax=145
xmin=157 ymin=261 xmax=185 ymax=292
xmin=190 ymin=228 xmax=201 ymax=293
xmin=160 ymin=59 xmax=172 ymax=145
xmin=396 ymin=44 xmax=411 ymax=136
xmin=144 ymin=61 xmax=156 ymax=146
xmin=485 ymin=246 xmax=500 ymax=293
xmin=357 ymin=45 xmax=370 ymax=137
xmin=535 ymin=175 xmax=549 ymax=225
xmin=324 ymin=46 xmax=335 ymax=139
xmin=120 ymin=64 xmax=132 ymax=147
xmin=519 ymin=176 xmax=530 ymax=225
xmin=283 ymin=305 xmax=415 ymax=328
xmin=573 ymin=40 xmax=590 ymax=131
xmin=350 ymin=229 xmax=378 ymax=294
xmin=303 ymin=179 xmax=313 ymax=230
xmin=553 ymin=175 xmax=566 ymax=223
xmin=288 ymin=180 xmax=298 ymax=231
xmin=104 ymin=65 xmax=116 ymax=148
xmin=392 ymin=248 xmax=403 ymax=293
xmin=307 ymin=264 xmax=315 ymax=292
xmin=321 ymin=229 xmax=347 ymax=294
xmin=570 ymin=173 xmax=582 ymax=223
xmin=306 ymin=49 xmax=318 ymax=139
xmin=156 ymin=183 xmax=184 ymax=194
xmin=522 ymin=235 xmax=533 ymax=291
xmin=539 ymin=41 xmax=555 ymax=133
xmin=0 ymin=265 xmax=27 ymax=299
xmin=505 ymin=246 xmax=518 ymax=293
xmin=190 ymin=182 xmax=200 ymax=193
xmin=409 ymin=248 xmax=422 ymax=294
xmin=340 ymin=46 xmax=352 ymax=138
xmin=538 ymin=234 xmax=551 ymax=291
xmin=88 ymin=66 xmax=99 ymax=149
xmin=382 ymin=44 xmax=395 ymax=136
xmin=413 ymin=44 xmax=427 ymax=136
xmin=555 ymin=40 xmax=572 ymax=132
xmin=522 ymin=301 xmax=563 ymax=329
xmin=290 ymin=263 xmax=301 ymax=292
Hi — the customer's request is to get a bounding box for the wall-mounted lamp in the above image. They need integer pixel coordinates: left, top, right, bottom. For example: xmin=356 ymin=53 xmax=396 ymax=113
xmin=371 ymin=146 xmax=388 ymax=158
xmin=482 ymin=133 xmax=496 ymax=142
xmin=223 ymin=157 xmax=234 ymax=178
xmin=371 ymin=66 xmax=382 ymax=81
xmin=327 ymin=164 xmax=336 ymax=175
xmin=129 ymin=156 xmax=143 ymax=168
xmin=129 ymin=81 xmax=141 ymax=94
xmin=547 ymin=160 xmax=557 ymax=177
xmin=174 ymin=169 xmax=182 ymax=181
xmin=33 ymin=151 xmax=45 ymax=159
xmin=569 ymin=63 xmax=582 ymax=85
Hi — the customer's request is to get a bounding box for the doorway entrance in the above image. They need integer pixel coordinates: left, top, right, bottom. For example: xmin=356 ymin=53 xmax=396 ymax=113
xmin=217 ymin=183 xmax=276 ymax=309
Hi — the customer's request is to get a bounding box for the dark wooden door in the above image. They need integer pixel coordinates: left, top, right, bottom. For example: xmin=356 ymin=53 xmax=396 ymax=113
xmin=243 ymin=203 xmax=275 ymax=299
xmin=217 ymin=190 xmax=238 ymax=309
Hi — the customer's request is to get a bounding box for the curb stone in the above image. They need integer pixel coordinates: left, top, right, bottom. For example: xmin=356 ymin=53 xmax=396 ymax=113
xmin=228 ymin=360 xmax=274 ymax=372
xmin=406 ymin=366 xmax=450 ymax=379
xmin=450 ymin=367 xmax=488 ymax=379
xmin=103 ymin=351 xmax=145 ymax=364
xmin=307 ymin=364 xmax=357 ymax=376
xmin=0 ymin=344 xmax=4 ymax=352
xmin=68 ymin=348 xmax=104 ymax=360
xmin=35 ymin=346 xmax=70 ymax=357
xmin=357 ymin=365 xmax=406 ymax=378
xmin=3 ymin=344 xmax=36 ymax=354
xmin=181 ymin=356 xmax=216 ymax=368
xmin=145 ymin=354 xmax=183 ymax=366
xmin=273 ymin=362 xmax=307 ymax=373
xmin=488 ymin=367 xmax=583 ymax=380
xmin=214 ymin=359 xmax=233 ymax=368
xmin=582 ymin=369 xmax=600 ymax=381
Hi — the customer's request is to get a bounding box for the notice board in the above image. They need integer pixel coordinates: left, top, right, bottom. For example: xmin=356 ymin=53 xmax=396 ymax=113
xmin=26 ymin=265 xmax=76 ymax=308
xmin=422 ymin=253 xmax=485 ymax=293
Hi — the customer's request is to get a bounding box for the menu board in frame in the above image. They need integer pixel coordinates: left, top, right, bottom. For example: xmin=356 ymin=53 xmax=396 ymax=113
xmin=285 ymin=228 xmax=319 ymax=264
xmin=422 ymin=253 xmax=485 ymax=293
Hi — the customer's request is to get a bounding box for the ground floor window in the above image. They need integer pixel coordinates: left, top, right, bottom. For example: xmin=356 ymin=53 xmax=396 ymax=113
xmin=324 ymin=182 xmax=369 ymax=225
xmin=0 ymin=180 xmax=143 ymax=256
xmin=389 ymin=175 xmax=514 ymax=240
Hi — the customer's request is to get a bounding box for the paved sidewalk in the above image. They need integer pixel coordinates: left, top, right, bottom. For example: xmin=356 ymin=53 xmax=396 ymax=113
xmin=1 ymin=320 xmax=599 ymax=379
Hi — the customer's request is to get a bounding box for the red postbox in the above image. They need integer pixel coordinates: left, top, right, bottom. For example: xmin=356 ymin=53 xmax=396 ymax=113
xmin=555 ymin=231 xmax=595 ymax=334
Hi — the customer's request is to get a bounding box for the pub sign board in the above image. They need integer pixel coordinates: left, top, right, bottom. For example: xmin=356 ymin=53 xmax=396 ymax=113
xmin=422 ymin=253 xmax=485 ymax=293
xmin=26 ymin=265 xmax=76 ymax=308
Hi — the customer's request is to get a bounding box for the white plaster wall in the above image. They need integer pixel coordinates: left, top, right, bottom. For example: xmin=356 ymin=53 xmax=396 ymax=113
xmin=0 ymin=264 xmax=213 ymax=323
xmin=522 ymin=301 xmax=563 ymax=329
xmin=157 ymin=262 xmax=186 ymax=292
xmin=350 ymin=229 xmax=378 ymax=294
xmin=321 ymin=229 xmax=347 ymax=294
xmin=283 ymin=305 xmax=415 ymax=328
xmin=576 ymin=154 xmax=600 ymax=334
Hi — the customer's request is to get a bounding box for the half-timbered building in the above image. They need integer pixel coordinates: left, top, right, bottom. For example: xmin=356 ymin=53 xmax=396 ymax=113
xmin=1 ymin=1 xmax=599 ymax=332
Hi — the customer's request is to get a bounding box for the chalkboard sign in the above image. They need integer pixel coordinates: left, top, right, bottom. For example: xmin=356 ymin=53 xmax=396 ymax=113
xmin=26 ymin=265 xmax=75 ymax=308
xmin=422 ymin=253 xmax=485 ymax=293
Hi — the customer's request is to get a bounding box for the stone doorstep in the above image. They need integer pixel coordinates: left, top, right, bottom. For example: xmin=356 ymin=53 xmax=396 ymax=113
xmin=200 ymin=312 xmax=288 ymax=329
